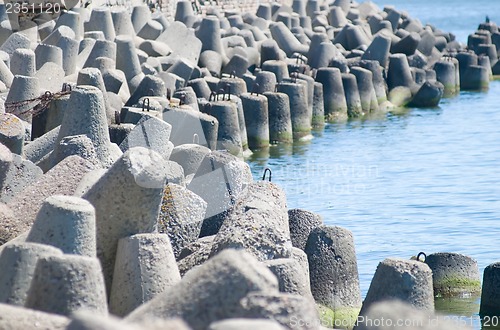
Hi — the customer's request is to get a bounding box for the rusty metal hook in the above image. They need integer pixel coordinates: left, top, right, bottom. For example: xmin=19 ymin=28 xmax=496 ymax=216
xmin=209 ymin=91 xmax=217 ymax=102
xmin=217 ymin=88 xmax=226 ymax=101
xmin=416 ymin=252 xmax=426 ymax=262
xmin=61 ymin=83 xmax=72 ymax=92
xmin=142 ymin=98 xmax=150 ymax=112
xmin=262 ymin=168 xmax=272 ymax=182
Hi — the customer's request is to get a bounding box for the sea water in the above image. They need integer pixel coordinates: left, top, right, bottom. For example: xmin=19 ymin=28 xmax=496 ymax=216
xmin=246 ymin=2 xmax=500 ymax=328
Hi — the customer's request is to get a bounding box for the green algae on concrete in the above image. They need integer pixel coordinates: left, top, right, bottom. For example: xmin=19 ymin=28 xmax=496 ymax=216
xmin=317 ymin=304 xmax=360 ymax=330
xmin=433 ymin=277 xmax=481 ymax=298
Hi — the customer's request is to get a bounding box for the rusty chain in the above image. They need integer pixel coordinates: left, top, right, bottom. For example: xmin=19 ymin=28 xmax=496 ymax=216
xmin=5 ymin=89 xmax=72 ymax=118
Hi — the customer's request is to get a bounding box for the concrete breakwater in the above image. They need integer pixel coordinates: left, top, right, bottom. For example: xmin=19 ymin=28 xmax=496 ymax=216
xmin=0 ymin=0 xmax=498 ymax=329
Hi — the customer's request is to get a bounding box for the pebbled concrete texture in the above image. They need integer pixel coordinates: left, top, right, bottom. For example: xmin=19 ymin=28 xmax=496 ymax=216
xmin=2 ymin=156 xmax=97 ymax=245
xmin=0 ymin=0 xmax=493 ymax=327
xmin=126 ymin=249 xmax=279 ymax=330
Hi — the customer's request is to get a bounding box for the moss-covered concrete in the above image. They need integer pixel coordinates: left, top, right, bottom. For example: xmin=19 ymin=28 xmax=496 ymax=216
xmin=434 ymin=277 xmax=481 ymax=298
xmin=292 ymin=126 xmax=312 ymax=140
xmin=441 ymin=83 xmax=459 ymax=97
xmin=270 ymin=132 xmax=293 ymax=144
xmin=311 ymin=115 xmax=325 ymax=128
xmin=325 ymin=110 xmax=348 ymax=123
xmin=317 ymin=304 xmax=360 ymax=330
xmin=246 ymin=136 xmax=269 ymax=149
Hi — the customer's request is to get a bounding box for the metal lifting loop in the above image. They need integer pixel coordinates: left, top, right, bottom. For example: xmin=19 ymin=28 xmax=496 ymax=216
xmin=225 ymin=83 xmax=231 ymax=101
xmin=262 ymin=168 xmax=272 ymax=182
xmin=142 ymin=98 xmax=150 ymax=112
xmin=148 ymin=88 xmax=154 ymax=96
xmin=231 ymin=70 xmax=236 ymax=79
xmin=61 ymin=83 xmax=72 ymax=92
xmin=217 ymin=88 xmax=226 ymax=101
xmin=209 ymin=91 xmax=217 ymax=102
xmin=193 ymin=133 xmax=199 ymax=144
xmin=416 ymin=252 xmax=426 ymax=262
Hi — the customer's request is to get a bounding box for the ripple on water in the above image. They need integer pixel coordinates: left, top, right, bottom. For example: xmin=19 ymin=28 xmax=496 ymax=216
xmin=247 ymin=81 xmax=500 ymax=326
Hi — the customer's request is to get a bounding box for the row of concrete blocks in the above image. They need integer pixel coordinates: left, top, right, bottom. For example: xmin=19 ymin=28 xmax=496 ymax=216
xmin=0 ymin=1 xmax=492 ymax=327
xmin=0 ymin=0 xmax=491 ymax=160
xmin=467 ymin=20 xmax=500 ymax=76
xmin=0 ymin=167 xmax=493 ymax=330
xmin=0 ymin=135 xmax=486 ymax=328
xmin=171 ymin=0 xmax=490 ymax=103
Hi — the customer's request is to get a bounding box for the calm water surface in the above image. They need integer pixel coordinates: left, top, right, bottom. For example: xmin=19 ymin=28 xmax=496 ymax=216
xmin=369 ymin=0 xmax=500 ymax=43
xmin=248 ymin=81 xmax=500 ymax=328
xmin=247 ymin=2 xmax=500 ymax=328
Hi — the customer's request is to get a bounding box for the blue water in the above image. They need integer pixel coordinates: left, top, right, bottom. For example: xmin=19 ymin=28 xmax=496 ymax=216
xmin=246 ymin=2 xmax=500 ymax=327
xmin=369 ymin=0 xmax=500 ymax=44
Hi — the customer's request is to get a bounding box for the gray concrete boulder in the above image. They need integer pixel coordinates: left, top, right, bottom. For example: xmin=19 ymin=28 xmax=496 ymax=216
xmin=480 ymin=262 xmax=500 ymax=317
xmin=24 ymin=126 xmax=60 ymax=165
xmin=238 ymin=292 xmax=319 ymax=330
xmin=178 ymin=235 xmax=215 ymax=261
xmin=408 ymin=81 xmax=444 ymax=108
xmin=425 ymin=252 xmax=481 ymax=297
xmin=0 ymin=151 xmax=42 ymax=204
xmin=357 ymin=300 xmax=470 ymax=330
xmin=157 ymin=183 xmax=207 ymax=258
xmin=288 ymin=208 xmax=323 ymax=251
xmin=388 ymin=86 xmax=412 ymax=107
xmin=177 ymin=236 xmax=214 ymax=276
xmin=361 ymin=34 xmax=391 ymax=68
xmin=210 ymin=181 xmax=290 ymax=261
xmin=387 ymin=53 xmax=414 ymax=90
xmin=49 ymin=135 xmax=101 ymax=170
xmin=0 ymin=303 xmax=70 ymax=330
xmin=83 ymin=147 xmax=169 ymax=293
xmin=109 ymin=233 xmax=181 ymax=317
xmin=119 ymin=116 xmax=173 ymax=160
xmin=202 ymin=100 xmax=243 ymax=156
xmin=68 ymin=311 xmax=191 ymax=329
xmin=361 ymin=258 xmax=434 ymax=314
xmin=3 ymin=156 xmax=97 ymax=245
xmin=26 ymin=195 xmax=96 ymax=257
xmin=169 ymin=144 xmax=212 ymax=177
xmin=0 ymin=113 xmax=25 ymax=156
xmin=163 ymin=106 xmax=219 ymax=150
xmin=305 ymin=225 xmax=362 ymax=326
xmin=209 ymin=318 xmax=286 ymax=330
xmin=188 ymin=151 xmax=252 ymax=237
xmin=0 ymin=242 xmax=63 ymax=306
xmin=126 ymin=249 xmax=279 ymax=330
xmin=269 ymin=22 xmax=309 ymax=57
xmin=66 ymin=311 xmax=141 ymax=330
xmin=264 ymin=258 xmax=313 ymax=301
xmin=55 ymin=86 xmax=119 ymax=168
xmin=25 ymin=254 xmax=108 ymax=316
